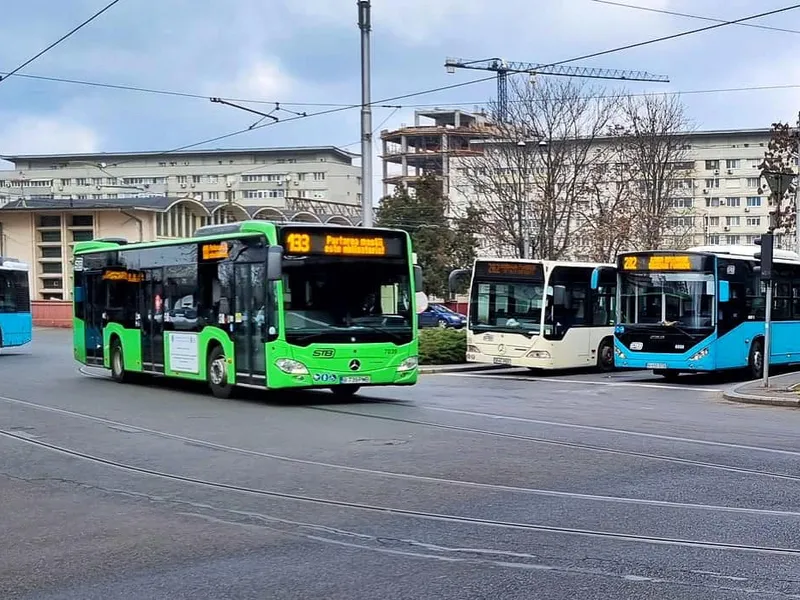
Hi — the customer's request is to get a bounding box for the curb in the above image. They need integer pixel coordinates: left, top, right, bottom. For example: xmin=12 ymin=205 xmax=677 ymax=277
xmin=722 ymin=390 xmax=800 ymax=408
xmin=419 ymin=364 xmax=505 ymax=375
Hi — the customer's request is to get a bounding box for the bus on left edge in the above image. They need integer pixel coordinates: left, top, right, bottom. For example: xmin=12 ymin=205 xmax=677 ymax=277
xmin=0 ymin=257 xmax=32 ymax=349
xmin=72 ymin=220 xmax=423 ymax=398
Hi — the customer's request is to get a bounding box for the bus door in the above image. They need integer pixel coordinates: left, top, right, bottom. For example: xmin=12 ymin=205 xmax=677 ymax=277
xmin=233 ymin=262 xmax=267 ymax=384
xmin=141 ymin=268 xmax=165 ymax=373
xmin=82 ymin=272 xmax=105 ymax=366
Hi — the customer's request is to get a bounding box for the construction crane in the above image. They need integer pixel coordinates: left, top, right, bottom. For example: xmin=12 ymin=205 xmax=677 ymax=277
xmin=444 ymin=57 xmax=669 ymax=122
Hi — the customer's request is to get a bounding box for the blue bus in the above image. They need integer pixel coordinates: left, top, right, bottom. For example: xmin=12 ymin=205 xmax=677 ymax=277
xmin=612 ymin=246 xmax=800 ymax=380
xmin=0 ymin=258 xmax=32 ymax=349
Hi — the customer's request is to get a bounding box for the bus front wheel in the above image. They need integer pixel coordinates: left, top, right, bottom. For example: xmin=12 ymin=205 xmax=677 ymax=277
xmin=748 ymin=340 xmax=764 ymax=380
xmin=207 ymin=345 xmax=233 ymax=399
xmin=110 ymin=338 xmax=128 ymax=383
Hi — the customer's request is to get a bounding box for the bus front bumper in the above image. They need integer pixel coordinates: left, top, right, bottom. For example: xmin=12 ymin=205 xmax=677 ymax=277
xmin=267 ymin=359 xmax=419 ymax=390
xmin=466 ymin=350 xmax=555 ymax=369
xmin=613 ymin=339 xmax=715 ymax=372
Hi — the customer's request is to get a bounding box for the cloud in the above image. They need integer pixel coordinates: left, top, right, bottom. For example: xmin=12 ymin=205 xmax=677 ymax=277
xmin=0 ymin=114 xmax=100 ymax=157
xmin=220 ymin=60 xmax=296 ymax=101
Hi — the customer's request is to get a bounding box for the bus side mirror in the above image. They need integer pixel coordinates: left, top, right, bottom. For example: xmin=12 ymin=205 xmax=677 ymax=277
xmin=590 ymin=268 xmax=600 ymax=290
xmin=719 ymin=280 xmax=730 ymax=303
xmin=414 ymin=265 xmax=424 ymax=293
xmin=553 ymin=285 xmax=567 ymax=306
xmin=448 ymin=268 xmax=469 ymax=294
xmin=266 ymin=246 xmax=283 ymax=281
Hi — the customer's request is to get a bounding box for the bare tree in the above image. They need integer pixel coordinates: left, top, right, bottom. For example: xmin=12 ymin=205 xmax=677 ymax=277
xmin=614 ymin=94 xmax=694 ymax=250
xmin=759 ymin=119 xmax=799 ymax=247
xmin=453 ymin=77 xmax=622 ymax=259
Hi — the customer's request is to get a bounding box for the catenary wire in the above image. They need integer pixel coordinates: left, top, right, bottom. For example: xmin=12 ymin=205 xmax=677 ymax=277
xmin=547 ymin=3 xmax=800 ymax=67
xmin=590 ymin=0 xmax=800 ymax=35
xmin=0 ymin=0 xmax=124 ymax=85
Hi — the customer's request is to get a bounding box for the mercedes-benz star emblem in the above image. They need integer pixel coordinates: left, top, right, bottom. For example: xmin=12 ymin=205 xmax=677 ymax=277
xmin=349 ymin=359 xmax=361 ymax=371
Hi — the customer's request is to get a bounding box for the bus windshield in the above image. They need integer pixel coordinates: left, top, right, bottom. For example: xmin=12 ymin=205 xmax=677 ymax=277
xmin=470 ymin=280 xmax=545 ymax=334
xmin=282 ymin=258 xmax=413 ymax=345
xmin=620 ymin=271 xmax=715 ymax=329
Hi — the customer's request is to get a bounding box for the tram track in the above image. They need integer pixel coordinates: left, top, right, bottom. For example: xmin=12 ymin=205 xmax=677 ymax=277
xmin=3 ymin=426 xmax=800 ymax=558
xmin=1 ymin=391 xmax=799 ymax=519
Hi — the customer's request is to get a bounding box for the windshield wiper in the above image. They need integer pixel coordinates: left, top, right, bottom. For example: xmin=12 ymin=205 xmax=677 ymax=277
xmin=349 ymin=322 xmax=407 ymax=343
xmin=660 ymin=321 xmax=700 ymax=338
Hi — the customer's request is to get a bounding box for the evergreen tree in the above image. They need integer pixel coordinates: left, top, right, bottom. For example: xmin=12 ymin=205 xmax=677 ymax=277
xmin=376 ymin=174 xmax=479 ymax=297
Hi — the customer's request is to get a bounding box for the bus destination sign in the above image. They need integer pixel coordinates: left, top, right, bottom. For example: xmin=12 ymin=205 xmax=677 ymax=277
xmin=282 ymin=229 xmax=404 ymax=258
xmin=475 ymin=261 xmax=541 ymax=279
xmin=201 ymin=242 xmax=229 ymax=261
xmin=621 ymin=254 xmax=704 ymax=271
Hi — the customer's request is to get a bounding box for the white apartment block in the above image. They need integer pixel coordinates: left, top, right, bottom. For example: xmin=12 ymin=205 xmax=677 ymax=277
xmin=384 ymin=119 xmax=782 ymax=257
xmin=0 ymin=146 xmax=363 ymax=211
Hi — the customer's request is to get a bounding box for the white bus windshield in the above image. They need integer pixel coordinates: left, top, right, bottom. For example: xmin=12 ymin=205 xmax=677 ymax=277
xmin=620 ymin=271 xmax=715 ymax=328
xmin=470 ymin=280 xmax=545 ymax=334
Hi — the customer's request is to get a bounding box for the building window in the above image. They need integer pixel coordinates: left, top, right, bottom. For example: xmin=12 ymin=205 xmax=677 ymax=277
xmin=746 ymin=216 xmax=761 ymax=227
xmin=71 ymin=215 xmax=93 ymax=227
xmin=746 ymin=196 xmax=762 ymax=207
xmin=313 ymin=172 xmax=325 ymax=181
xmin=726 ymin=197 xmax=741 ymax=207
xmin=38 ymin=215 xmax=61 ymax=228
xmin=40 ymin=262 xmax=62 ymax=274
xmin=707 ymin=235 xmax=720 ymax=245
xmin=705 ymin=179 xmax=720 ymax=188
xmin=40 ymin=246 xmax=61 ymax=259
xmin=706 ymin=197 xmax=720 ymax=207
xmin=705 ymin=160 xmax=719 ymax=170
xmin=192 ymin=175 xmax=202 ymax=184
xmin=75 ymin=178 xmax=88 ymax=186
xmin=726 ymin=159 xmax=740 ymax=169
xmin=670 ymin=197 xmax=693 ymax=208
xmin=177 ymin=175 xmax=187 ymax=184
xmin=746 ymin=177 xmax=760 ymax=188
xmin=297 ymin=173 xmax=307 ymax=182
xmin=705 ymin=216 xmax=720 ymax=226
xmin=72 ymin=230 xmax=93 ymax=242
xmin=40 ymin=230 xmax=61 ymax=243
xmin=725 ymin=235 xmax=741 ymax=245
xmin=41 ymin=278 xmax=62 ymax=289
xmin=726 ymin=216 xmax=740 ymax=226
xmin=207 ymin=191 xmax=220 ymax=200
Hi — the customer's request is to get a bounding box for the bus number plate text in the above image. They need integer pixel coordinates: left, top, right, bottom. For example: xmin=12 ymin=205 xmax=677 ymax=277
xmin=342 ymin=376 xmax=370 ymax=384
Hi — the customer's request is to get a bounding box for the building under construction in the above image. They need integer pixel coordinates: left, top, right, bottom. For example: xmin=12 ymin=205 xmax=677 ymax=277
xmin=380 ymin=109 xmax=496 ymax=199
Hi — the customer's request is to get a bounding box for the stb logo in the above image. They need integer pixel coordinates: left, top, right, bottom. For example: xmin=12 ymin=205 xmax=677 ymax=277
xmin=349 ymin=359 xmax=361 ymax=371
xmin=312 ymin=348 xmax=335 ymax=358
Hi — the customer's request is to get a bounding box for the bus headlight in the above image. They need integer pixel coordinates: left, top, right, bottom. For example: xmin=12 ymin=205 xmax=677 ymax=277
xmin=467 ymin=345 xmax=479 ymax=353
xmin=526 ymin=350 xmax=551 ymax=359
xmin=275 ymin=358 xmax=309 ymax=375
xmin=397 ymin=356 xmax=418 ymax=372
xmin=689 ymin=348 xmax=709 ymax=361
xmin=615 ymin=347 xmax=626 ymax=359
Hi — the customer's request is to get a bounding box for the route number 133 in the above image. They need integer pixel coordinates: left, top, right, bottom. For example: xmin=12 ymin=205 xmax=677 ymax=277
xmin=286 ymin=233 xmax=311 ymax=253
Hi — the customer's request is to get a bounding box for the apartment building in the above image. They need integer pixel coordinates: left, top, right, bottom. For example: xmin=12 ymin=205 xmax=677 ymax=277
xmin=407 ymin=122 xmax=780 ymax=257
xmin=0 ymin=146 xmax=362 ymax=209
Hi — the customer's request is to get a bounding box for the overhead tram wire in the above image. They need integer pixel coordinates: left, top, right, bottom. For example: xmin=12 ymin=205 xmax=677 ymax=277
xmin=0 ymin=0 xmax=124 ymax=85
xmin=590 ymin=0 xmax=800 ymax=35
xmin=545 ymin=3 xmax=800 ymax=68
xmin=110 ymin=74 xmax=499 ymax=167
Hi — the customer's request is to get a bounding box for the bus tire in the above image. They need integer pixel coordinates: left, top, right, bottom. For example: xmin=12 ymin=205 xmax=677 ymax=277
xmin=110 ymin=338 xmax=128 ymax=383
xmin=596 ymin=338 xmax=614 ymax=372
xmin=748 ymin=339 xmax=764 ymax=380
xmin=331 ymin=385 xmax=360 ymax=398
xmin=207 ymin=345 xmax=233 ymax=399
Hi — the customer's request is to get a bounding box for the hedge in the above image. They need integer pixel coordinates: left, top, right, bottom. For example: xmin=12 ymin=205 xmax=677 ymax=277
xmin=419 ymin=327 xmax=467 ymax=365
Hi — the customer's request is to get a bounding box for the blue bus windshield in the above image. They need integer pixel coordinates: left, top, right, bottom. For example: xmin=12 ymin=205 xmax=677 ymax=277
xmin=619 ymin=271 xmax=715 ymax=329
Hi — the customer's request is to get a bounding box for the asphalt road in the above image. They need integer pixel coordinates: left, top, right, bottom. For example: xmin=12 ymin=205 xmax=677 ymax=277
xmin=3 ymin=329 xmax=800 ymax=599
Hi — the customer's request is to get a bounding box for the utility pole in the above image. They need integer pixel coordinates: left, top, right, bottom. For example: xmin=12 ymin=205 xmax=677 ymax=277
xmin=795 ymin=111 xmax=800 ymax=255
xmin=358 ymin=1 xmax=373 ymax=227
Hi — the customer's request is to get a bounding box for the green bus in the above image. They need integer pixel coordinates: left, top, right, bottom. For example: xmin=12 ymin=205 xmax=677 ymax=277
xmin=72 ymin=220 xmax=423 ymax=398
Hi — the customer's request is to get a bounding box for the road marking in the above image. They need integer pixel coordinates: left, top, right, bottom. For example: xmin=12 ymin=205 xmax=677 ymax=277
xmin=443 ymin=372 xmax=725 ymax=392
xmin=422 ymin=406 xmax=800 ymax=457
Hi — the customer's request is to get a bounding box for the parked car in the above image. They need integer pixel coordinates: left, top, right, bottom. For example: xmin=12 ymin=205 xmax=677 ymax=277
xmin=418 ymin=303 xmax=467 ymax=329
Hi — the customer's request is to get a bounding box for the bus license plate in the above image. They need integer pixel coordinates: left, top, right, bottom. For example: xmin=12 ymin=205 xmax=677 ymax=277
xmin=342 ymin=376 xmax=371 ymax=384
xmin=493 ymin=357 xmax=512 ymax=365
xmin=646 ymin=363 xmax=667 ymax=370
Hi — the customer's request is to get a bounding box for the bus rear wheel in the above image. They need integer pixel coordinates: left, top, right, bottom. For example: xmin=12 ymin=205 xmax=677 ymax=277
xmin=748 ymin=339 xmax=764 ymax=380
xmin=596 ymin=338 xmax=614 ymax=372
xmin=110 ymin=339 xmax=128 ymax=383
xmin=207 ymin=345 xmax=233 ymax=399
xmin=331 ymin=385 xmax=360 ymax=398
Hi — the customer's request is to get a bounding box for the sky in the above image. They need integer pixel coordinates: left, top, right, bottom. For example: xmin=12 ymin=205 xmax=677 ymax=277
xmin=1 ymin=0 xmax=800 ymax=189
